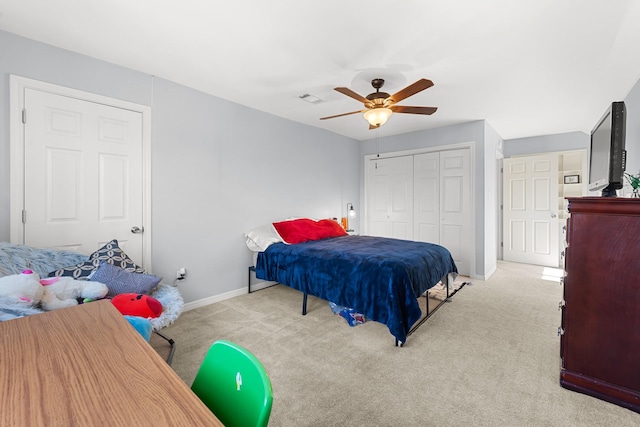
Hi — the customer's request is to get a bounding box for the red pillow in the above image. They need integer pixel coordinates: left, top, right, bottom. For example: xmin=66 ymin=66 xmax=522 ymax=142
xmin=273 ymin=218 xmax=347 ymax=244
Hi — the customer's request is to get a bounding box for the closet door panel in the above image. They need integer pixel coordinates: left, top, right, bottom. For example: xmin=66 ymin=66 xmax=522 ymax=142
xmin=440 ymin=149 xmax=471 ymax=275
xmin=366 ymin=156 xmax=413 ymax=239
xmin=414 ymin=152 xmax=440 ymax=243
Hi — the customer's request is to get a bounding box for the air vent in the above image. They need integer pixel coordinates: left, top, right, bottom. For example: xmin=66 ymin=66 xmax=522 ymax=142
xmin=299 ymin=93 xmax=321 ymax=104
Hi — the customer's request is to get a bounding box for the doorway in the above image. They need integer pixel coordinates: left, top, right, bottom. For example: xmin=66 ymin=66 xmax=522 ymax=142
xmin=9 ymin=76 xmax=152 ymax=267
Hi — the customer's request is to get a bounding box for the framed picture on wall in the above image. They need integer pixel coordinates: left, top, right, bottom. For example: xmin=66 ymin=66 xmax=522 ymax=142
xmin=564 ymin=175 xmax=580 ymax=184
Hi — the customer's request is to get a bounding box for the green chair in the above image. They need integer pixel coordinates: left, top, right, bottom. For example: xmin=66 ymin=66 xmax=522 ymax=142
xmin=191 ymin=340 xmax=273 ymax=427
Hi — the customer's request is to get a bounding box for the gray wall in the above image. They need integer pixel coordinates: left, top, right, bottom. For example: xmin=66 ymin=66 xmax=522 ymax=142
xmin=622 ymin=77 xmax=640 ymax=177
xmin=0 ymin=30 xmax=360 ymax=304
xmin=503 ymin=131 xmax=589 ymax=158
xmin=483 ymin=123 xmax=504 ymax=276
xmin=504 ymin=74 xmax=640 ymax=190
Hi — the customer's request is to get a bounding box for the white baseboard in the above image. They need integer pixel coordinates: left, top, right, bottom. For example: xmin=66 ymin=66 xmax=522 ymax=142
xmin=182 ymin=280 xmax=278 ymax=312
xmin=182 ymin=288 xmax=245 ymax=312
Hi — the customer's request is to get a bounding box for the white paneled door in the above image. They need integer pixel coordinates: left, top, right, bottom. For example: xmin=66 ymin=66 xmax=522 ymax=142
xmin=503 ymin=154 xmax=559 ymax=267
xmin=22 ymin=88 xmax=144 ymax=259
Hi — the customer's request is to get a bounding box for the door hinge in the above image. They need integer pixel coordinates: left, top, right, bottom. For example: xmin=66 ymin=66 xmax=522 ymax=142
xmin=558 ymin=300 xmax=565 ymax=311
xmin=22 ymin=108 xmax=27 ymax=124
xmin=21 ymin=209 xmax=27 ymax=224
xmin=557 ymin=327 xmax=565 ymax=336
xmin=500 ymin=241 xmax=503 ymax=247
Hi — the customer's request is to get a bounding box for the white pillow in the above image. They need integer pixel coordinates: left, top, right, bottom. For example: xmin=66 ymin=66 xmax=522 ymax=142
xmin=244 ymin=224 xmax=283 ymax=252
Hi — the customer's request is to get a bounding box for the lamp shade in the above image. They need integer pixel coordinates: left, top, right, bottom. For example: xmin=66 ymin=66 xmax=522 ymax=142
xmin=363 ymin=108 xmax=392 ymax=127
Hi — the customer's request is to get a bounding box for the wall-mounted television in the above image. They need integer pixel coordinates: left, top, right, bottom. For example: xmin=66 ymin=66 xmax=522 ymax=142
xmin=588 ymin=101 xmax=626 ymax=197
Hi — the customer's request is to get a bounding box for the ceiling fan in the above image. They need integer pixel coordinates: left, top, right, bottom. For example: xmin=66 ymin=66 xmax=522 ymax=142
xmin=320 ymin=78 xmax=437 ymax=129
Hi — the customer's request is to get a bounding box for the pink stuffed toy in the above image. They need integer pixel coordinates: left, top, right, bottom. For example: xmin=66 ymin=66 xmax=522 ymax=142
xmin=0 ymin=269 xmax=109 ymax=311
xmin=39 ymin=276 xmax=108 ymax=311
xmin=0 ymin=269 xmax=44 ymax=307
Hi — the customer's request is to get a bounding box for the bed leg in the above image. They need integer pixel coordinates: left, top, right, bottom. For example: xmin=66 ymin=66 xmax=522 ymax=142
xmin=302 ymin=292 xmax=308 ymax=315
xmin=154 ymin=331 xmax=176 ymax=365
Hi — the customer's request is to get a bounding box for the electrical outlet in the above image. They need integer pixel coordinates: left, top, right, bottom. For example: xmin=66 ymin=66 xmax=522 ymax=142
xmin=176 ymin=268 xmax=186 ymax=280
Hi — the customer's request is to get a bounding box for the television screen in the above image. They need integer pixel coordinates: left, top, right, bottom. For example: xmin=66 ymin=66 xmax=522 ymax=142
xmin=588 ymin=112 xmax=612 ymax=192
xmin=588 ymin=101 xmax=626 ymax=197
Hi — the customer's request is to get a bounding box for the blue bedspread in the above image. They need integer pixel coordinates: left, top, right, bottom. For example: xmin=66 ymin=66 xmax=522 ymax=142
xmin=255 ymin=235 xmax=458 ymax=343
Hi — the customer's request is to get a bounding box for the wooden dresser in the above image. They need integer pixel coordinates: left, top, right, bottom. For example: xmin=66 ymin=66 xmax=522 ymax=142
xmin=560 ymin=197 xmax=640 ymax=413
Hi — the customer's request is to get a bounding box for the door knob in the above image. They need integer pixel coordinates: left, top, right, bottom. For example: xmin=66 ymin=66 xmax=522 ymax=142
xmin=130 ymin=226 xmax=144 ymax=234
xmin=551 ymin=213 xmax=557 ymax=218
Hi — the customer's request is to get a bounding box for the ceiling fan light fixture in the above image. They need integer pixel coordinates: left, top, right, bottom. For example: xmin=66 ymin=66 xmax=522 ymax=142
xmin=363 ymin=107 xmax=392 ymax=127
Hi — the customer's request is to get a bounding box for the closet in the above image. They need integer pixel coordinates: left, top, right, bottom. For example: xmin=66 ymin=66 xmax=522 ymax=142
xmin=365 ymin=148 xmax=472 ymax=276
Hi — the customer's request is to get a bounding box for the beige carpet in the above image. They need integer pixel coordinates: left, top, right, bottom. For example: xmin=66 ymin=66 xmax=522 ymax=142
xmin=155 ymin=261 xmax=640 ymax=426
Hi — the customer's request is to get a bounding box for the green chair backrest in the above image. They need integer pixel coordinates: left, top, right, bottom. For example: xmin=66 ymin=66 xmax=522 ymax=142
xmin=191 ymin=340 xmax=273 ymax=427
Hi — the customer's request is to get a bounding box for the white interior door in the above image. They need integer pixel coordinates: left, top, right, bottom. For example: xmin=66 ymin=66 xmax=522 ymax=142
xmin=440 ymin=149 xmax=471 ymax=275
xmin=367 ymin=156 xmax=413 ymax=239
xmin=22 ymin=88 xmax=144 ymax=260
xmin=503 ymin=154 xmax=559 ymax=267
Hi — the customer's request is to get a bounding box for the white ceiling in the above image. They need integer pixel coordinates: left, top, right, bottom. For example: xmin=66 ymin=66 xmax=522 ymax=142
xmin=2 ymin=0 xmax=640 ymax=141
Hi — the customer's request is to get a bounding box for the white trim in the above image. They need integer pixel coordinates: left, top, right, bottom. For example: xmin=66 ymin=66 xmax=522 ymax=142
xmin=183 ymin=288 xmax=248 ymax=311
xmin=363 ymin=141 xmax=474 ymax=162
xmin=9 ymin=75 xmax=153 ymax=270
xmin=183 ymin=281 xmax=278 ymax=311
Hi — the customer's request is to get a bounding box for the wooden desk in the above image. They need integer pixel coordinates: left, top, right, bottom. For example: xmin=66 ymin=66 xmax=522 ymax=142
xmin=0 ymin=300 xmax=222 ymax=426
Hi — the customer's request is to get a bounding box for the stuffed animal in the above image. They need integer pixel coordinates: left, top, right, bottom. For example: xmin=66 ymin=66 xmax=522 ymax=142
xmin=0 ymin=269 xmax=109 ymax=311
xmin=111 ymin=293 xmax=163 ymax=318
xmin=39 ymin=276 xmax=108 ymax=311
xmin=0 ymin=269 xmax=44 ymax=307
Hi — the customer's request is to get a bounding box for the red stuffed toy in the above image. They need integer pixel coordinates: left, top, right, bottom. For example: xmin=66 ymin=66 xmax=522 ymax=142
xmin=111 ymin=293 xmax=163 ymax=318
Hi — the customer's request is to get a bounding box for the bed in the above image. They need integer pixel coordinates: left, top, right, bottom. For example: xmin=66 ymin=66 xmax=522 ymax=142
xmin=249 ymin=219 xmax=458 ymax=345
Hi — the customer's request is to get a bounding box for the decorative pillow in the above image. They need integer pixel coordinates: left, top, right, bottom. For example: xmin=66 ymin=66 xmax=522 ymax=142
xmin=48 ymin=239 xmax=144 ymax=279
xmin=89 ymin=261 xmax=161 ymax=297
xmin=272 ymin=218 xmax=347 ymax=244
xmin=244 ymin=223 xmax=283 ymax=252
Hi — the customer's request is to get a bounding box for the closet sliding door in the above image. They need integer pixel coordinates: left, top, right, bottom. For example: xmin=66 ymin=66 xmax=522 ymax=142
xmin=438 ymin=149 xmax=471 ymax=275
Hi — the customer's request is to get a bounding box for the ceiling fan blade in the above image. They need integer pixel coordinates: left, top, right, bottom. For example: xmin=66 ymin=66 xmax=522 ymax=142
xmin=388 ymin=79 xmax=434 ymax=104
xmin=320 ymin=110 xmax=365 ymax=120
xmin=334 ymin=87 xmax=371 ymax=105
xmin=391 ymin=105 xmax=438 ymax=115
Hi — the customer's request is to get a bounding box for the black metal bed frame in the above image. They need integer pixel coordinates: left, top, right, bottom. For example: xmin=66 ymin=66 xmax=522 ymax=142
xmin=248 ymin=265 xmax=466 ymax=347
xmin=299 ymin=272 xmax=465 ymax=346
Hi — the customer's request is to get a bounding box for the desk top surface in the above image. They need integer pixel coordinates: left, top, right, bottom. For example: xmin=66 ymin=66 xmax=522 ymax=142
xmin=0 ymin=300 xmax=222 ymax=426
